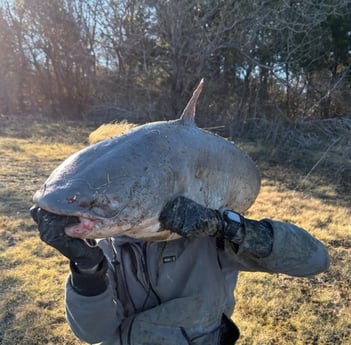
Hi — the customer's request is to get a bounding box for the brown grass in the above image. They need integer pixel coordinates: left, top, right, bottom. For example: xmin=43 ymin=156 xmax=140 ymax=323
xmin=0 ymin=115 xmax=350 ymax=344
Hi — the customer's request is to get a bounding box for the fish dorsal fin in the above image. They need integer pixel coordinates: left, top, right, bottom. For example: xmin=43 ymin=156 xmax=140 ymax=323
xmin=180 ymin=78 xmax=204 ymax=125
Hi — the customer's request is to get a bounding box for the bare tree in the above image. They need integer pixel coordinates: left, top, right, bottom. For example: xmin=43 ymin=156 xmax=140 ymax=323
xmin=0 ymin=1 xmax=32 ymax=114
xmin=0 ymin=0 xmax=349 ymax=122
xmin=1 ymin=0 xmax=96 ymax=115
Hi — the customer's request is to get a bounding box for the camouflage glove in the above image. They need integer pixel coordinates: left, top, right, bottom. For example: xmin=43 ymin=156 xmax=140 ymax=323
xmin=159 ymin=196 xmax=224 ymax=238
xmin=30 ymin=207 xmax=105 ymax=270
xmin=159 ymin=196 xmax=273 ymax=257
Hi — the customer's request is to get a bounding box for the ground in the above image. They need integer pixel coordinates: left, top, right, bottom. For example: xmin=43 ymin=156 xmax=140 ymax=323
xmin=0 ymin=114 xmax=350 ymax=344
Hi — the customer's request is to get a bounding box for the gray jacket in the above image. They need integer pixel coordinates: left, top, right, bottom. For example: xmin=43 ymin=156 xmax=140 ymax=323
xmin=65 ymin=220 xmax=329 ymax=345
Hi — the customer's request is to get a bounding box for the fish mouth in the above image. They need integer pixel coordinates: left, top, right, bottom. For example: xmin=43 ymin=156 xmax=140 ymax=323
xmin=65 ymin=217 xmax=97 ymax=238
xmin=62 ymin=213 xmax=134 ymax=240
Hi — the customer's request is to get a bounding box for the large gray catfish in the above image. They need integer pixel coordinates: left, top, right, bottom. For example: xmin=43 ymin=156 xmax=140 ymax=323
xmin=33 ymin=80 xmax=261 ymax=240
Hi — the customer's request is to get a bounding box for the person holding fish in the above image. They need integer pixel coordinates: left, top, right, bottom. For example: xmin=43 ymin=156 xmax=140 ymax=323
xmin=31 ymin=195 xmax=329 ymax=345
xmin=30 ymin=81 xmax=329 ymax=344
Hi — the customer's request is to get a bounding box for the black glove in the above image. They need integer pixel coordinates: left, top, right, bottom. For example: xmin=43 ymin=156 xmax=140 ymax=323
xmin=30 ymin=207 xmax=104 ymax=270
xmin=159 ymin=196 xmax=273 ymax=257
xmin=159 ymin=196 xmax=224 ymax=238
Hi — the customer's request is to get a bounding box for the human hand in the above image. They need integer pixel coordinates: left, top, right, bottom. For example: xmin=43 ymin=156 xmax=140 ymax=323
xmin=159 ymin=196 xmax=273 ymax=257
xmin=30 ymin=207 xmax=104 ymax=270
xmin=159 ymin=196 xmax=224 ymax=238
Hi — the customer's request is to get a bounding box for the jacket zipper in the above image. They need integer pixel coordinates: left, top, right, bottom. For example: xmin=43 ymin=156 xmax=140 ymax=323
xmin=127 ymin=317 xmax=136 ymax=345
xmin=143 ymin=243 xmax=161 ymax=305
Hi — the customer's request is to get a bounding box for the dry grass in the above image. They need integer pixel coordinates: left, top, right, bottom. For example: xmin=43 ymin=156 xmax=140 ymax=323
xmin=237 ymin=183 xmax=351 ymax=345
xmin=0 ymin=115 xmax=350 ymax=344
xmin=88 ymin=121 xmax=137 ymax=144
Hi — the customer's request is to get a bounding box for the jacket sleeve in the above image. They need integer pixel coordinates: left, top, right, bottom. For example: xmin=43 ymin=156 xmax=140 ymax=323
xmin=224 ymin=219 xmax=330 ymax=277
xmin=119 ymin=296 xmax=223 ymax=345
xmin=66 ymin=284 xmax=223 ymax=345
xmin=65 ymin=269 xmax=123 ymax=344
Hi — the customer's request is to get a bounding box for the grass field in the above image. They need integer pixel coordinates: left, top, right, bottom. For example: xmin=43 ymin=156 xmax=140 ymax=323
xmin=0 ymin=114 xmax=350 ymax=344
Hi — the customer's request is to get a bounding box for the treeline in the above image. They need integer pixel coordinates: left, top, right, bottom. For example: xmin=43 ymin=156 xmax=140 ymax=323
xmin=0 ymin=0 xmax=350 ymax=125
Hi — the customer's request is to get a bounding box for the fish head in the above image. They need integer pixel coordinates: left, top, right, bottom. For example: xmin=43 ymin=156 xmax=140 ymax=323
xmin=33 ymin=123 xmax=186 ymax=240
